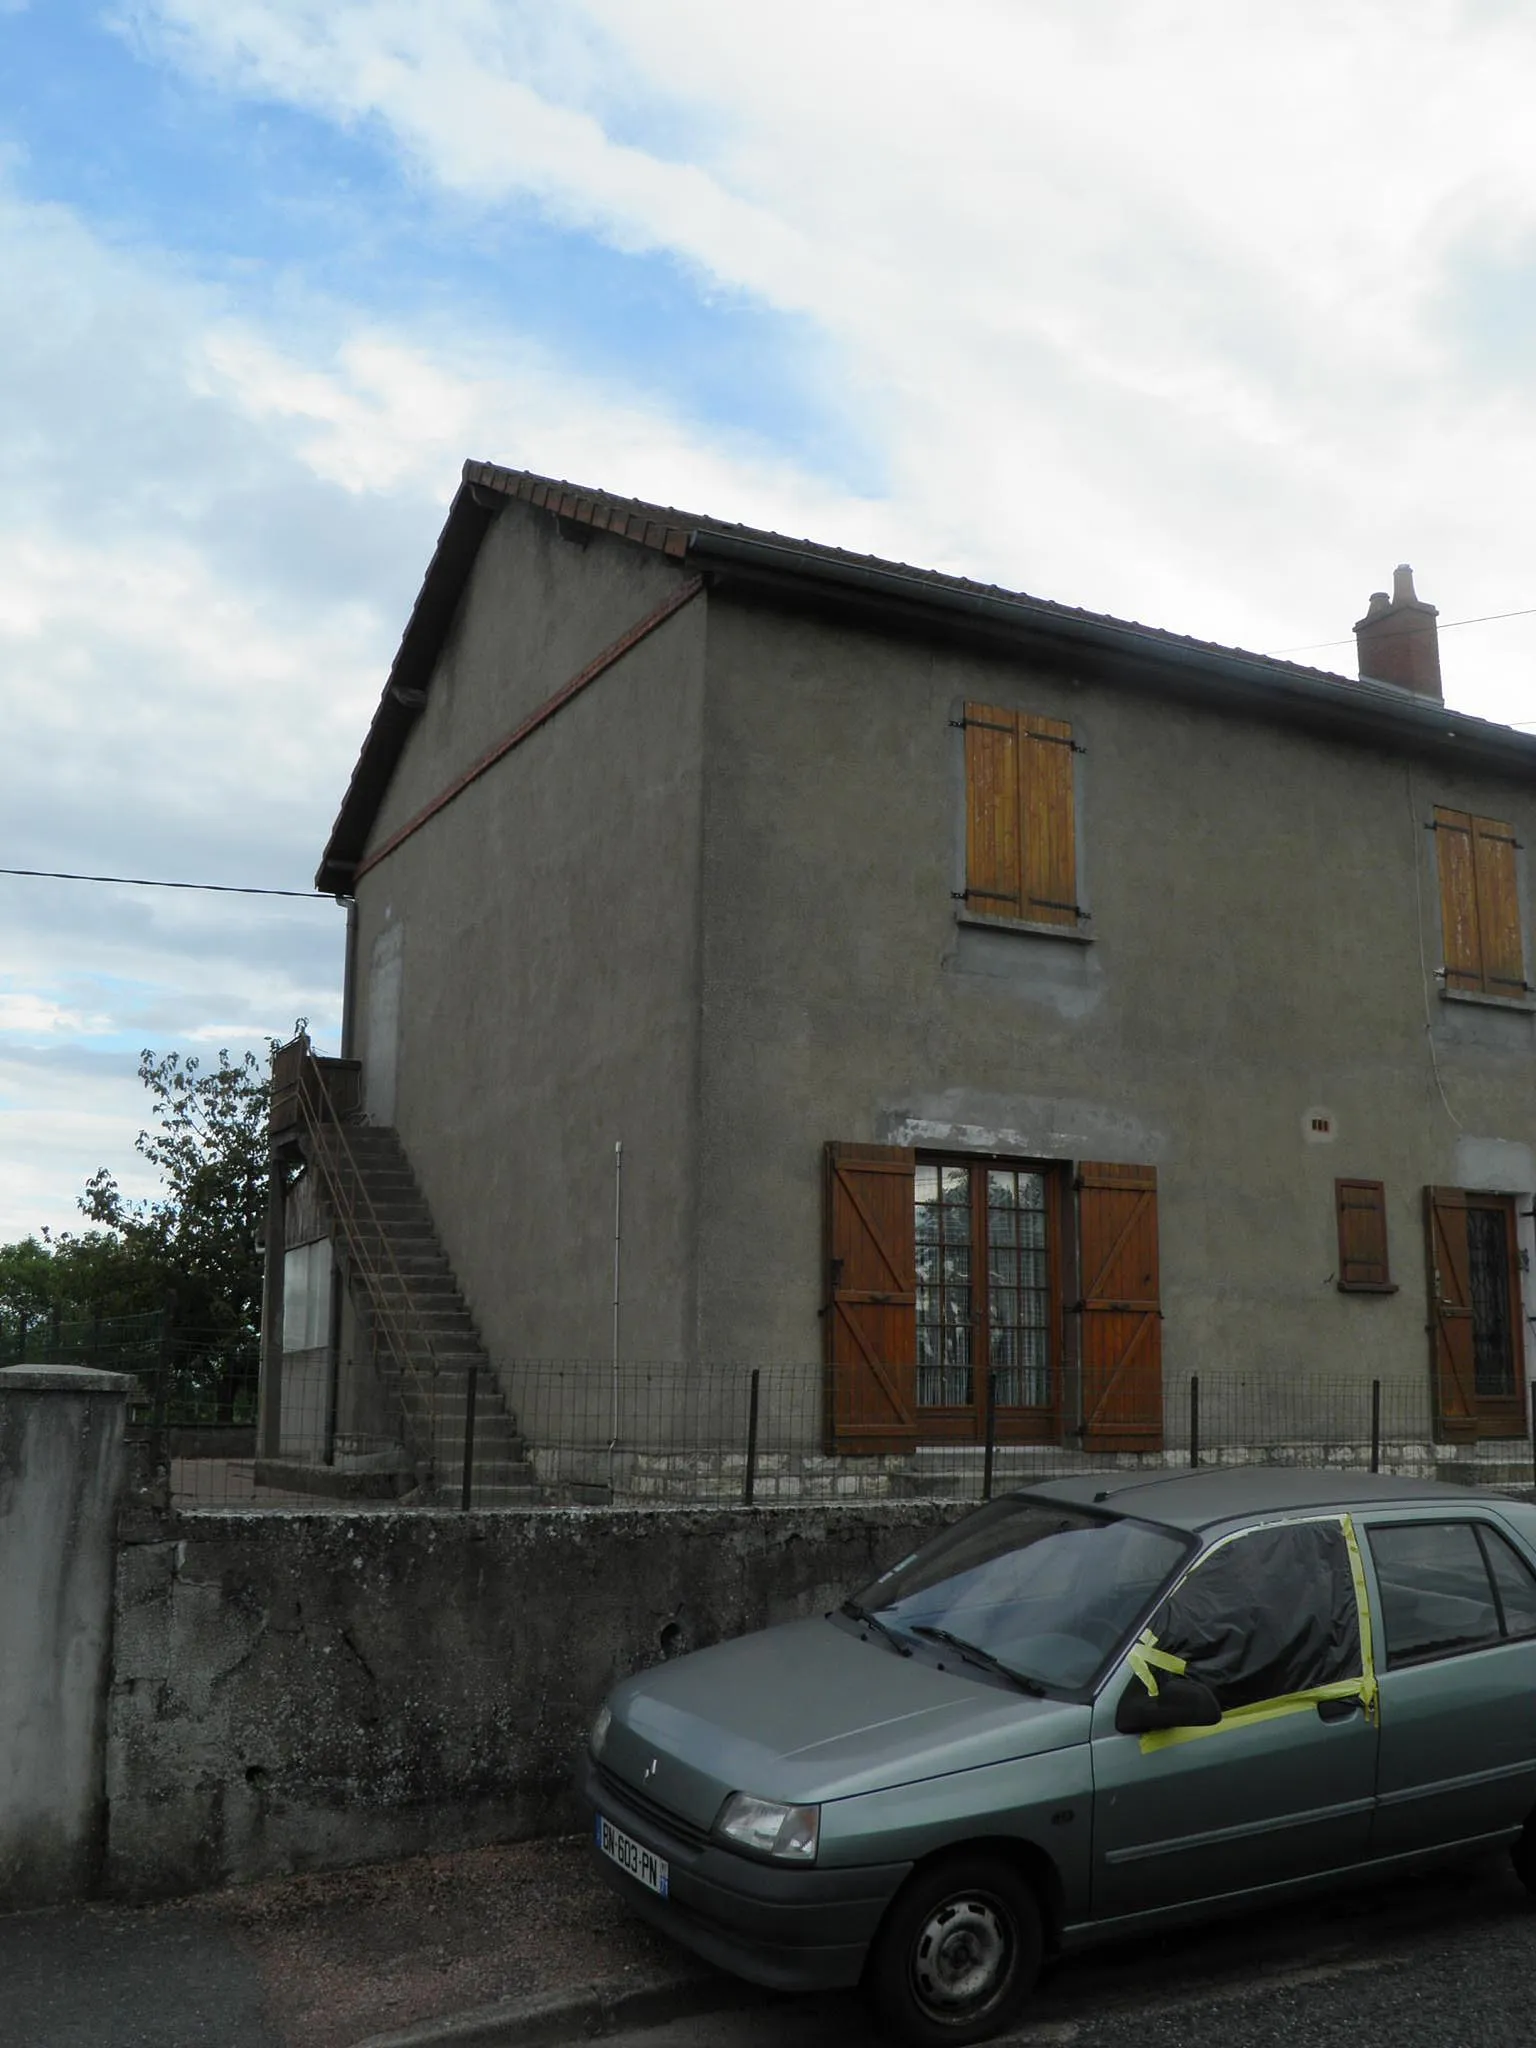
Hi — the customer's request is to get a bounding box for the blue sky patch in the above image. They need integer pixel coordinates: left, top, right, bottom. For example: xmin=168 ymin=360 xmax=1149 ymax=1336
xmin=0 ymin=1 xmax=873 ymax=485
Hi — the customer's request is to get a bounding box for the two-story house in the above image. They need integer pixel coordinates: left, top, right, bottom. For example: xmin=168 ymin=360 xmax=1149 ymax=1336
xmin=260 ymin=464 xmax=1536 ymax=1493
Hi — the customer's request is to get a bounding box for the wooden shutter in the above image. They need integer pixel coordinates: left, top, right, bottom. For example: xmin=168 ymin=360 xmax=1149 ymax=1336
xmin=825 ymin=1143 xmax=918 ymax=1453
xmin=1434 ymin=807 xmax=1481 ymax=992
xmin=1435 ymin=806 xmax=1526 ymax=997
xmin=1425 ymin=1186 xmax=1478 ymax=1441
xmin=1077 ymin=1162 xmax=1163 ymax=1451
xmin=1473 ymin=816 xmax=1525 ymax=997
xmin=964 ymin=707 xmax=1023 ymax=918
xmin=963 ymin=704 xmax=1077 ymax=927
xmin=1335 ymin=1179 xmax=1394 ymax=1292
xmin=1020 ymin=715 xmax=1078 ymax=926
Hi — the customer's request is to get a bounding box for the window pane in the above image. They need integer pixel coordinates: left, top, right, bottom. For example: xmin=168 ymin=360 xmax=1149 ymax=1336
xmin=1368 ymin=1523 xmax=1501 ymax=1665
xmin=917 ymin=1161 xmax=973 ymax=1406
xmin=1467 ymin=1206 xmax=1515 ymax=1398
xmin=1482 ymin=1528 xmax=1536 ymax=1639
xmin=984 ymin=1167 xmax=1053 ymax=1409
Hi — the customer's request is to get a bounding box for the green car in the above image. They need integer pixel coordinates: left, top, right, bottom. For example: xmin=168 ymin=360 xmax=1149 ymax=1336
xmin=581 ymin=1469 xmax=1536 ymax=2045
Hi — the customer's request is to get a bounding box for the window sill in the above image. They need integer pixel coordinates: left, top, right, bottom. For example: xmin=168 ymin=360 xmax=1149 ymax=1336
xmin=1438 ymin=985 xmax=1536 ymax=1012
xmin=1337 ymin=1281 xmax=1399 ymax=1295
xmin=955 ymin=910 xmax=1094 ymax=945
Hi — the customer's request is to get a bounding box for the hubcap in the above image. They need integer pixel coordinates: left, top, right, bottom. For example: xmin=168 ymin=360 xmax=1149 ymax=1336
xmin=911 ymin=1893 xmax=1011 ymax=2017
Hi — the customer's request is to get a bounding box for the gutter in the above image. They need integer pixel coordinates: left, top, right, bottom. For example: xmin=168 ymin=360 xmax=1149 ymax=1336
xmin=685 ymin=530 xmax=1536 ymax=777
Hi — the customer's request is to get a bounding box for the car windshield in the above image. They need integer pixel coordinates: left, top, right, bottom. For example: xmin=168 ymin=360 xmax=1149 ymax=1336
xmin=847 ymin=1499 xmax=1190 ymax=1693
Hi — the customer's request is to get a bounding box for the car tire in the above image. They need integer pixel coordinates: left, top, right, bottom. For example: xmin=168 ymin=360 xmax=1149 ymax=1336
xmin=1512 ymin=1821 xmax=1536 ymax=1894
xmin=865 ymin=1852 xmax=1042 ymax=2047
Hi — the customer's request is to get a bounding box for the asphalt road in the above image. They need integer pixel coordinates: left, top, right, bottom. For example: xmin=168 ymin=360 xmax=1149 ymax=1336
xmin=602 ymin=1852 xmax=1536 ymax=2048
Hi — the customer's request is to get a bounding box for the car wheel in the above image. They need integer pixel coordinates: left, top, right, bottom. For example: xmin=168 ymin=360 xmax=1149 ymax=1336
xmin=1512 ymin=1821 xmax=1536 ymax=1894
xmin=866 ymin=1853 xmax=1042 ymax=2047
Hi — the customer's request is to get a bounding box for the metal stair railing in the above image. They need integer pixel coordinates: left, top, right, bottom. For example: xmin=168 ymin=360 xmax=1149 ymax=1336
xmin=289 ymin=1044 xmax=442 ymax=1487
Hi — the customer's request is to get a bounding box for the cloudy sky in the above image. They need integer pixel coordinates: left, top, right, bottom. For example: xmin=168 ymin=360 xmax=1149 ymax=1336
xmin=4 ymin=0 xmax=1536 ymax=1243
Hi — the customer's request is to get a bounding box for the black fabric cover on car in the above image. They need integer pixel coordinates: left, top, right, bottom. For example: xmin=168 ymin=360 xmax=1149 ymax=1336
xmin=1146 ymin=1520 xmax=1362 ymax=1712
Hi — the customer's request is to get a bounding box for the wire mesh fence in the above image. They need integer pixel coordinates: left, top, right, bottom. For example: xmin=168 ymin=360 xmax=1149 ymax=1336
xmin=84 ymin=1350 xmax=1536 ymax=1511
xmin=1 ymin=1310 xmax=266 ymax=1505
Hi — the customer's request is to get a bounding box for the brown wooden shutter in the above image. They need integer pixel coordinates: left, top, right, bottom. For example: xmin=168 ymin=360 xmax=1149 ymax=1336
xmin=1434 ymin=807 xmax=1482 ymax=993
xmin=1335 ymin=1179 xmax=1394 ymax=1292
xmin=1425 ymin=1186 xmax=1478 ymax=1440
xmin=1020 ymin=715 xmax=1078 ymax=927
xmin=963 ymin=703 xmax=1078 ymax=926
xmin=825 ymin=1143 xmax=918 ymax=1453
xmin=964 ymin=705 xmax=1023 ymax=918
xmin=1077 ymin=1162 xmax=1163 ymax=1451
xmin=1473 ymin=816 xmax=1525 ymax=998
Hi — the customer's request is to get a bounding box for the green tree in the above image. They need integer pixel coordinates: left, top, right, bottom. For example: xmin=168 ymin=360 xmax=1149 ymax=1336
xmin=81 ymin=1045 xmax=270 ymax=1339
xmin=2 ymin=1044 xmax=273 ymax=1417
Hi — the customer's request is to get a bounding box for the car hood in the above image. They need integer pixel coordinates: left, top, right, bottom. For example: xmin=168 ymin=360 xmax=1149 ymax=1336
xmin=600 ymin=1615 xmax=1090 ymax=1827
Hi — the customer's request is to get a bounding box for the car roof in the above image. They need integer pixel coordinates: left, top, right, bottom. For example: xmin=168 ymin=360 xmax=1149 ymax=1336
xmin=1024 ymin=1466 xmax=1506 ymax=1532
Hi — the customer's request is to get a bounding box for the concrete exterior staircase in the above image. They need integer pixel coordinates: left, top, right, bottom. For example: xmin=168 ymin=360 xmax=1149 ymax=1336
xmin=307 ymin=1123 xmax=539 ymax=1505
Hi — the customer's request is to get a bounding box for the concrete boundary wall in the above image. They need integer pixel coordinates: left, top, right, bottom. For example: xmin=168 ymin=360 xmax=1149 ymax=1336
xmin=0 ymin=1367 xmax=131 ymax=1907
xmin=105 ymin=1501 xmax=963 ymax=1899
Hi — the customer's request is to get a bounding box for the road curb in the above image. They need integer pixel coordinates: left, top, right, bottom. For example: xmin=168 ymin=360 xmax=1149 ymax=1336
xmin=349 ymin=1967 xmax=764 ymax=2048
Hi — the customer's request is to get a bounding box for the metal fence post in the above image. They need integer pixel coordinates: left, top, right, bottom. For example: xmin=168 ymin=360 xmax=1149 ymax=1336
xmin=743 ymin=1369 xmax=761 ymax=1506
xmin=982 ymin=1371 xmax=998 ymax=1502
xmin=1189 ymin=1375 xmax=1200 ymax=1470
xmin=461 ymin=1365 xmax=479 ymax=1511
xmin=1370 ymin=1379 xmax=1382 ymax=1474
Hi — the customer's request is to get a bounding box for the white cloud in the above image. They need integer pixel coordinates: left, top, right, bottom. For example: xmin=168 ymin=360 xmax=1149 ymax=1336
xmin=122 ymin=0 xmax=1536 ymax=710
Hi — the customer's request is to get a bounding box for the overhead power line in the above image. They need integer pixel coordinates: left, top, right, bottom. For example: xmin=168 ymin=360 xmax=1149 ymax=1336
xmin=0 ymin=866 xmax=329 ymax=900
xmin=1266 ymin=605 xmax=1536 ymax=659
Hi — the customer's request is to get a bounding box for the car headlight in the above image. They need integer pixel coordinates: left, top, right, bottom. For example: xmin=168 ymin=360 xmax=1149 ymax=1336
xmin=589 ymin=1703 xmax=612 ymax=1757
xmin=715 ymin=1792 xmax=820 ymax=1863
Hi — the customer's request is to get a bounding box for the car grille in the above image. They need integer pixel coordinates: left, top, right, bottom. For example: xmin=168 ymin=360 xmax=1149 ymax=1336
xmin=595 ymin=1764 xmax=712 ymax=1851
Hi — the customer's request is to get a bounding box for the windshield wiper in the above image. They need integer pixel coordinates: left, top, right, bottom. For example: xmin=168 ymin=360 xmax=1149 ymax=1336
xmin=840 ymin=1598 xmax=913 ymax=1658
xmin=909 ymin=1625 xmax=1048 ymax=1695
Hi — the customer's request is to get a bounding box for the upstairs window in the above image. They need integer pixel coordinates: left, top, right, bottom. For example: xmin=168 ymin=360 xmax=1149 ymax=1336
xmin=960 ymin=703 xmax=1082 ymax=929
xmin=1433 ymin=806 xmax=1527 ymax=999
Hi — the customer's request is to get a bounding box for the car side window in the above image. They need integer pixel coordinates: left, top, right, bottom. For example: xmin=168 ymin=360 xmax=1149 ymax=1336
xmin=1146 ymin=1519 xmax=1363 ymax=1713
xmin=1481 ymin=1527 xmax=1536 ymax=1640
xmin=1366 ymin=1523 xmax=1502 ymax=1666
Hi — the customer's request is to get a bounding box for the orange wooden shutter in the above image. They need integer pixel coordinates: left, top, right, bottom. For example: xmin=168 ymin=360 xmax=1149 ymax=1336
xmin=1472 ymin=816 xmax=1525 ymax=998
xmin=1434 ymin=807 xmax=1482 ymax=993
xmin=1020 ymin=715 xmax=1078 ymax=927
xmin=1425 ymin=1186 xmax=1478 ymax=1440
xmin=1077 ymin=1162 xmax=1163 ymax=1451
xmin=964 ymin=705 xmax=1023 ymax=918
xmin=825 ymin=1143 xmax=919 ymax=1453
xmin=1335 ymin=1179 xmax=1393 ymax=1292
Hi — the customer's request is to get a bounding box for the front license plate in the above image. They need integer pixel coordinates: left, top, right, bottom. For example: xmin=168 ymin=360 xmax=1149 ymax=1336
xmin=596 ymin=1813 xmax=669 ymax=1898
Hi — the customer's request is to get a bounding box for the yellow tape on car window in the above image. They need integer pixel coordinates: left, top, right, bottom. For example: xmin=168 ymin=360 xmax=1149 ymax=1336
xmin=1136 ymin=1512 xmax=1378 ymax=1753
xmin=1128 ymin=1627 xmax=1186 ymax=1698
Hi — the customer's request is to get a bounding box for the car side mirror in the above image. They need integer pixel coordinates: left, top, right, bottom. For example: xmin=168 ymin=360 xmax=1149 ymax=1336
xmin=1115 ymin=1671 xmax=1223 ymax=1735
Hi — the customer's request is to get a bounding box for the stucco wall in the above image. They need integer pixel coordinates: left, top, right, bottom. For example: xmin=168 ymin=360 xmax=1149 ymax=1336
xmin=691 ymin=587 xmax=1536 ymax=1409
xmin=0 ymin=1368 xmax=129 ymax=1906
xmin=348 ymin=503 xmax=708 ymax=1384
xmin=104 ymin=1501 xmax=958 ymax=1899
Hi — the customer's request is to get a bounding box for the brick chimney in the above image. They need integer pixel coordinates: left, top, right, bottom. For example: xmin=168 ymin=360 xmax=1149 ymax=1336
xmin=1353 ymin=564 xmax=1442 ymax=700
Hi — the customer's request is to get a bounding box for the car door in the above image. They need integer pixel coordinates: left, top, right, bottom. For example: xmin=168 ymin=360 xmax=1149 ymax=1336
xmin=1363 ymin=1514 xmax=1536 ymax=1859
xmin=1089 ymin=1515 xmax=1379 ymax=1919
